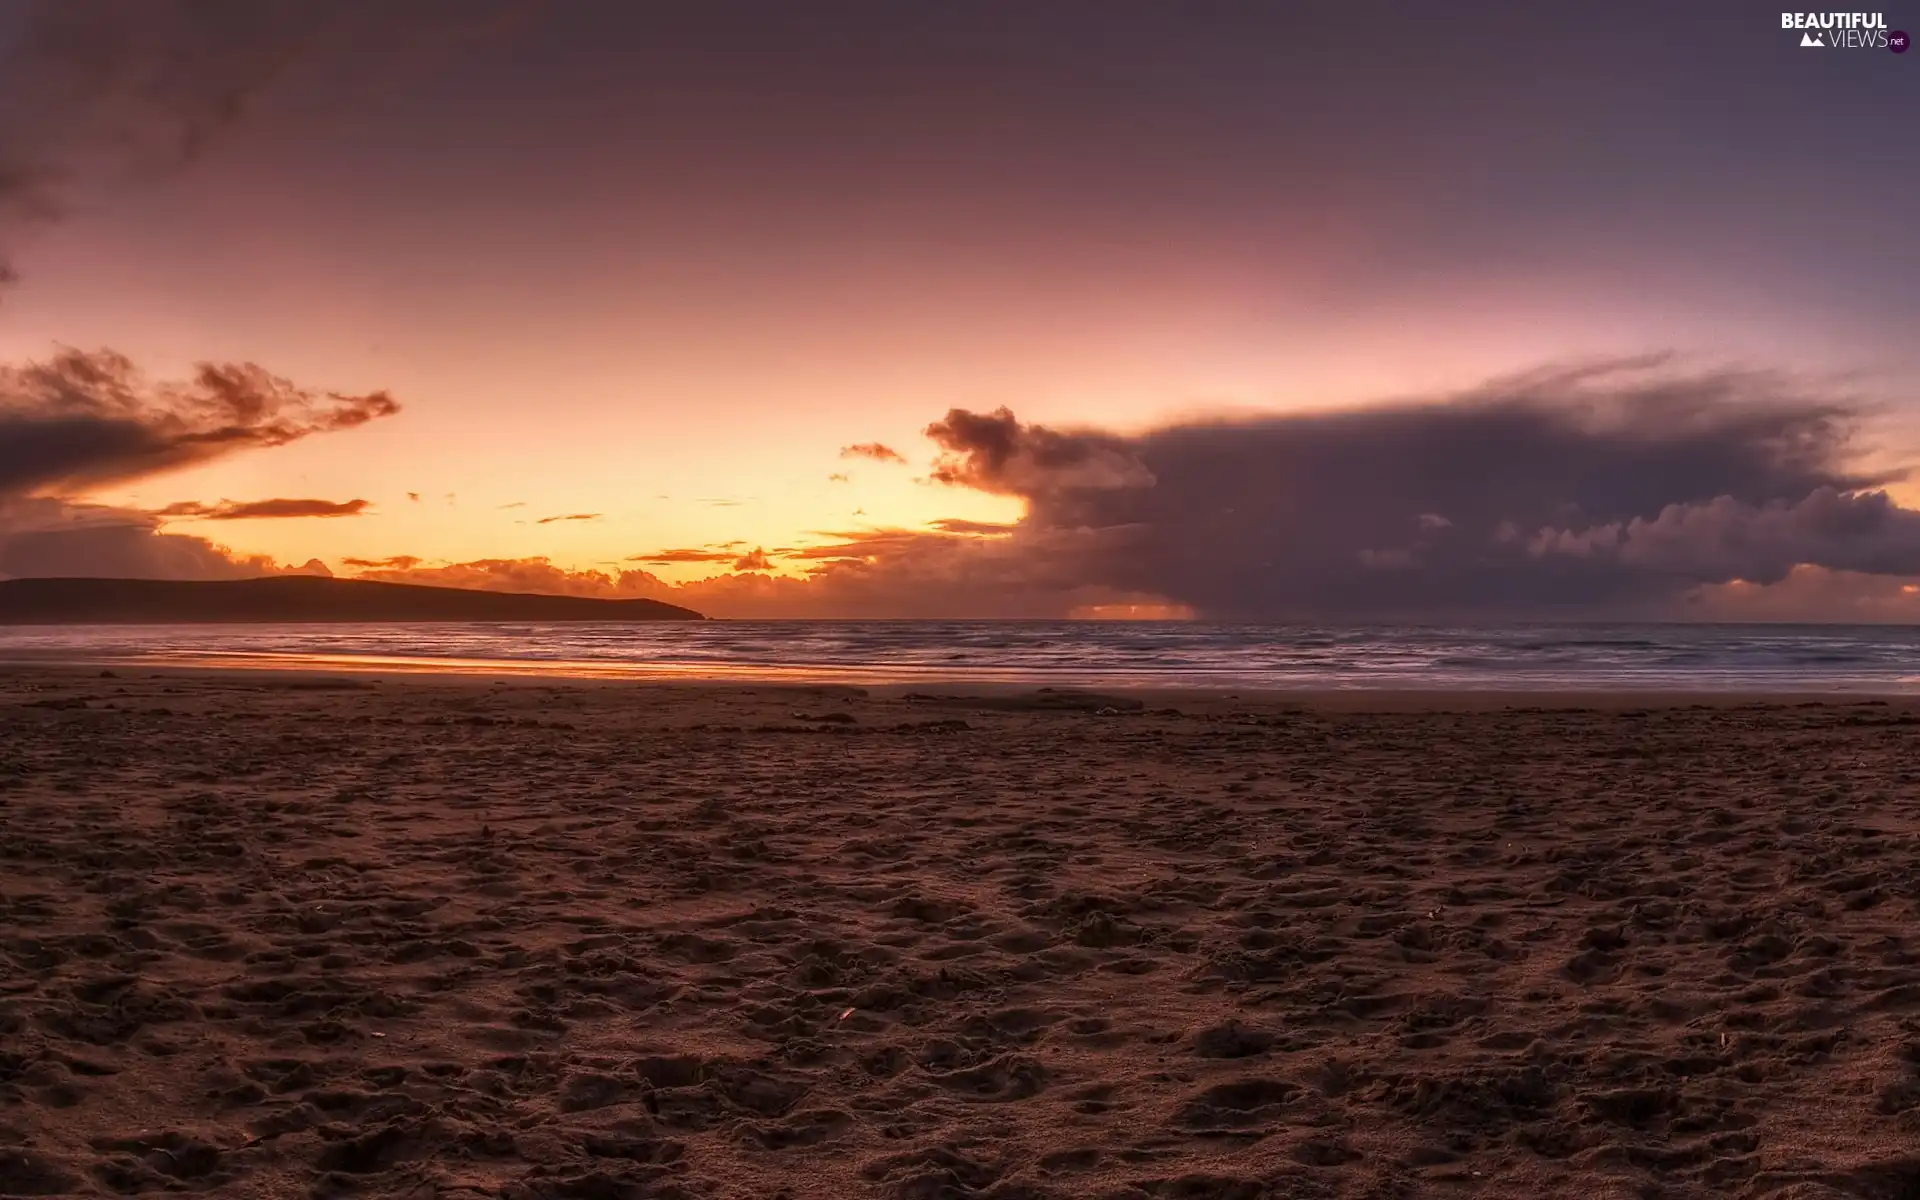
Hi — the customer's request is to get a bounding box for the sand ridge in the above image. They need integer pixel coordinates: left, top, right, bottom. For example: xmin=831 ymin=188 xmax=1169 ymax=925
xmin=3 ymin=671 xmax=1920 ymax=1197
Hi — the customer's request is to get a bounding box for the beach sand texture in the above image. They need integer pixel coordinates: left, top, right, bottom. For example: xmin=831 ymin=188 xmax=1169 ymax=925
xmin=3 ymin=669 xmax=1920 ymax=1198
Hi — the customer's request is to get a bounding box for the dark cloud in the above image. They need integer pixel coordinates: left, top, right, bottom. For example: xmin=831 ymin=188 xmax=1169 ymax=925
xmin=1529 ymin=488 xmax=1920 ymax=584
xmin=0 ymin=349 xmax=399 ymax=578
xmin=840 ymin=442 xmax=906 ymax=464
xmin=733 ymin=548 xmax=771 ymax=571
xmin=0 ymin=351 xmax=399 ymax=576
xmin=158 ymin=497 xmax=369 ymax=520
xmin=0 ymin=348 xmax=400 ymax=496
xmin=536 ymin=512 xmax=601 ymax=524
xmin=926 ymin=407 xmax=1154 ymax=497
xmin=917 ymin=359 xmax=1919 ymax=618
xmin=0 ymin=348 xmax=397 ymax=579
xmin=0 ymin=345 xmax=397 ymax=579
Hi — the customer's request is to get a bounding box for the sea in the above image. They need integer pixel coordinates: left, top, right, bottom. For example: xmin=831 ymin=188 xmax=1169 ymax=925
xmin=3 ymin=621 xmax=1920 ymax=691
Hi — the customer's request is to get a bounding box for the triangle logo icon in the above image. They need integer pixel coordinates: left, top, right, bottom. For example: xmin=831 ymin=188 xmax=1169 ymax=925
xmin=1800 ymin=31 xmax=1824 ymax=46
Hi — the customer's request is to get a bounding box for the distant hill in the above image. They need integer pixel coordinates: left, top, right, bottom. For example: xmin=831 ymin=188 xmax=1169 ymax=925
xmin=0 ymin=576 xmax=704 ymax=623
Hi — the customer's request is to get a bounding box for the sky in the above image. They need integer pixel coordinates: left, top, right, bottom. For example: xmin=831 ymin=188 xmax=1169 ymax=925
xmin=2 ymin=0 xmax=1918 ymax=619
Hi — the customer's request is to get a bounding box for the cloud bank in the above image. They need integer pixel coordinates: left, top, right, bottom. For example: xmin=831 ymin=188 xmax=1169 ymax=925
xmin=900 ymin=360 xmax=1920 ymax=619
xmin=347 ymin=358 xmax=1920 ymax=620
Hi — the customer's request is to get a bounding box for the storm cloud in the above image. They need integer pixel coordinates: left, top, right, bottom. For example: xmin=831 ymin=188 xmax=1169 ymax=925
xmin=910 ymin=359 xmax=1920 ymax=618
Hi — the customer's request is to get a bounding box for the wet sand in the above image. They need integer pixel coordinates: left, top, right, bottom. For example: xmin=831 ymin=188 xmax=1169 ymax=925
xmin=3 ymin=667 xmax=1920 ymax=1198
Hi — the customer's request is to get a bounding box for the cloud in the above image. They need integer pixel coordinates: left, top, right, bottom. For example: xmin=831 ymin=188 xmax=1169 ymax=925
xmin=408 ymin=491 xmax=422 ymax=502
xmin=841 ymin=442 xmax=907 ymax=464
xmin=903 ymin=358 xmax=1919 ymax=619
xmin=18 ymin=344 xmax=1918 ymax=619
xmin=926 ymin=406 xmax=1155 ymax=496
xmin=349 ymin=525 xmax=1167 ymax=620
xmin=536 ymin=512 xmax=601 ymax=524
xmin=0 ymin=348 xmax=400 ymax=496
xmin=0 ymin=497 xmax=332 ymax=580
xmin=1685 ymin=565 xmax=1920 ymax=622
xmin=158 ymin=497 xmax=369 ymax=520
xmin=340 ymin=555 xmax=421 ymax=570
xmin=350 ymin=557 xmax=679 ymax=601
xmin=1529 ymin=488 xmax=1920 ymax=584
xmin=926 ymin=518 xmax=1017 ymax=535
xmin=827 ymin=472 xmax=850 ymax=483
xmin=780 ymin=528 xmax=962 ymax=561
xmin=344 ymin=358 xmax=1920 ymax=619
xmin=0 ymin=352 xmax=397 ymax=579
xmin=628 ymin=547 xmax=737 ymax=564
xmin=0 ymin=350 xmax=400 ymax=581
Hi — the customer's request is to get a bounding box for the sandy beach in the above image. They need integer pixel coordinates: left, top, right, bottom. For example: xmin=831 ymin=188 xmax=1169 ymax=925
xmin=4 ymin=666 xmax=1920 ymax=1198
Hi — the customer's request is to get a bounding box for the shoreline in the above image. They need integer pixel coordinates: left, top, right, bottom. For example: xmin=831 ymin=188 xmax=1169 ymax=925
xmin=5 ymin=656 xmax=1920 ymax=712
xmin=6 ymin=620 xmax=1918 ymax=705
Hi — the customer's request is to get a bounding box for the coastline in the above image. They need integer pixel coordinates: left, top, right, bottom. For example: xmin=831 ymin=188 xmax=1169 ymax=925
xmin=4 ymin=655 xmax=1920 ymax=712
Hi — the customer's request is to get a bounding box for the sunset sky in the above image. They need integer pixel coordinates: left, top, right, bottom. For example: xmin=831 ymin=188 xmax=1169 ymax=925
xmin=2 ymin=1 xmax=1918 ymax=619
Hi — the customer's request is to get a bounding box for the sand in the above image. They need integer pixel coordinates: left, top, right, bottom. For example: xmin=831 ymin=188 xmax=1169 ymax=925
xmin=3 ymin=667 xmax=1920 ymax=1198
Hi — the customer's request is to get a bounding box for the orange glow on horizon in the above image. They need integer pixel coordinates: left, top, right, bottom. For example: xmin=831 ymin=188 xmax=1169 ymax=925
xmin=1069 ymin=603 xmax=1197 ymax=621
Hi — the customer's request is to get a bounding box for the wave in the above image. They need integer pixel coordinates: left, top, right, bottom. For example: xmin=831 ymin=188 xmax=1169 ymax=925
xmin=5 ymin=621 xmax=1920 ymax=691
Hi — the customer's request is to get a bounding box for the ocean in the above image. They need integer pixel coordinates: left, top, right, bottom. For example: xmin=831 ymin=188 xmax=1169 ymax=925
xmin=3 ymin=621 xmax=1919 ymax=691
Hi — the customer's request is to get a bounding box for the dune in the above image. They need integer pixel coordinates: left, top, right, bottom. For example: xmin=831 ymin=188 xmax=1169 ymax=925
xmin=1 ymin=668 xmax=1916 ymax=1196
